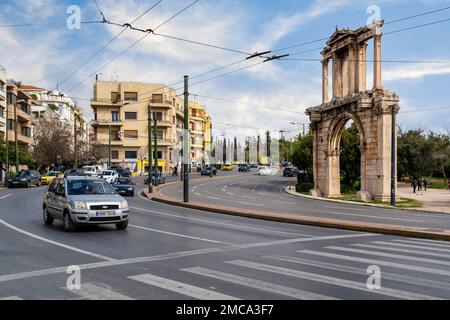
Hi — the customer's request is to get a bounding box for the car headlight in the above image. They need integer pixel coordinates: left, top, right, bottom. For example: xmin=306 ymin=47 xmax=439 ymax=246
xmin=121 ymin=199 xmax=128 ymax=209
xmin=128 ymin=187 xmax=133 ymax=191
xmin=74 ymin=201 xmax=87 ymax=209
xmin=20 ymin=178 xmax=27 ymax=181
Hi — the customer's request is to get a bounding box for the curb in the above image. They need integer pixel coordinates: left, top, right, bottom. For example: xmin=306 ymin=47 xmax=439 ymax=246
xmin=141 ymin=188 xmax=450 ymax=242
xmin=283 ymin=186 xmax=450 ymax=216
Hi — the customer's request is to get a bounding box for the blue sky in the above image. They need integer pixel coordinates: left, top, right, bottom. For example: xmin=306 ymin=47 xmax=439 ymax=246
xmin=1 ymin=0 xmax=450 ymax=137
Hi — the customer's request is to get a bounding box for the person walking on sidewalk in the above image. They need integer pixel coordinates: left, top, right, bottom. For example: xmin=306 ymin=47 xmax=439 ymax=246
xmin=411 ymin=177 xmax=417 ymax=194
xmin=423 ymin=177 xmax=428 ymax=191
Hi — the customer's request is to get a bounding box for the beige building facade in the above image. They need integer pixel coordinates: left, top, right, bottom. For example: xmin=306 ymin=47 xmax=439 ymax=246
xmin=91 ymin=81 xmax=212 ymax=174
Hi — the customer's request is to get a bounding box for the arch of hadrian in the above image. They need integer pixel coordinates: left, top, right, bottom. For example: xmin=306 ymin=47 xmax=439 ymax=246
xmin=306 ymin=22 xmax=400 ymax=202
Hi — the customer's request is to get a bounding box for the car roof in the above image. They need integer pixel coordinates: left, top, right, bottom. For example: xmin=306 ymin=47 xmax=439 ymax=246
xmin=66 ymin=176 xmax=102 ymax=181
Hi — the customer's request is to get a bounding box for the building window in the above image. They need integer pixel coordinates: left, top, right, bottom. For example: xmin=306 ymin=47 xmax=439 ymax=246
xmin=7 ymin=93 xmax=17 ymax=105
xmin=152 ymin=94 xmax=163 ymax=103
xmin=111 ymin=151 xmax=119 ymax=160
xmin=111 ymin=111 xmax=120 ymax=122
xmin=124 ymin=130 xmax=138 ymax=140
xmin=111 ymin=92 xmax=120 ymax=103
xmin=125 ymin=150 xmax=138 ymax=159
xmin=156 ymin=131 xmax=164 ymax=140
xmin=192 ymin=109 xmax=197 ymax=117
xmin=111 ymin=129 xmax=120 ymax=141
xmin=94 ymin=112 xmax=97 ymax=121
xmin=7 ymin=119 xmax=15 ymax=130
xmin=0 ymin=106 xmax=4 ymax=118
xmin=154 ymin=151 xmax=163 ymax=160
xmin=153 ymin=112 xmax=163 ymax=121
xmin=125 ymin=112 xmax=137 ymax=120
xmin=124 ymin=92 xmax=138 ymax=101
xmin=21 ymin=127 xmax=31 ymax=137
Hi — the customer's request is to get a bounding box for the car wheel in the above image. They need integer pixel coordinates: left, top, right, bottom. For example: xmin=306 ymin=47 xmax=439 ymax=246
xmin=63 ymin=210 xmax=76 ymax=232
xmin=116 ymin=220 xmax=128 ymax=230
xmin=130 ymin=191 xmax=134 ymax=197
xmin=43 ymin=207 xmax=54 ymax=225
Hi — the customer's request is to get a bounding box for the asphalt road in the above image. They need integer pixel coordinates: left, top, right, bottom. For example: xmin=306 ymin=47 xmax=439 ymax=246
xmin=161 ymin=171 xmax=450 ymax=231
xmin=1 ymin=175 xmax=450 ymax=300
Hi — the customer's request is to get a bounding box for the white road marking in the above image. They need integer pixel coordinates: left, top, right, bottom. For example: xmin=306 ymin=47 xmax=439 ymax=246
xmin=206 ymin=196 xmax=221 ymax=200
xmin=64 ymin=282 xmax=134 ymax=300
xmin=0 ymin=218 xmax=114 ymax=261
xmin=183 ymin=267 xmax=338 ymax=300
xmin=299 ymin=250 xmax=450 ymax=277
xmin=0 ymin=296 xmax=22 ymax=300
xmin=129 ymin=224 xmax=231 ymax=245
xmin=325 ymin=206 xmax=366 ymax=212
xmin=226 ymin=260 xmax=442 ymax=300
xmin=195 ymin=193 xmax=202 ymax=196
xmin=266 ymin=255 xmax=450 ymax=291
xmin=129 ymin=206 xmax=315 ymax=237
xmin=327 ymin=211 xmax=423 ymax=223
xmin=326 ymin=246 xmax=450 ymax=267
xmin=226 ymin=192 xmax=234 ymax=196
xmin=239 ymin=195 xmax=257 ymax=200
xmin=350 ymin=243 xmax=450 ymax=259
xmin=0 ymin=194 xmax=12 ymax=199
xmin=236 ymin=201 xmax=265 ymax=207
xmin=128 ymin=273 xmax=239 ymax=300
xmin=392 ymin=239 xmax=450 ymax=248
xmin=371 ymin=241 xmax=450 ymax=253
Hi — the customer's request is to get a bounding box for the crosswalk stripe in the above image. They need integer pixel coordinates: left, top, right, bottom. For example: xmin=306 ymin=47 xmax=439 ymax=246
xmin=392 ymin=239 xmax=450 ymax=249
xmin=351 ymin=243 xmax=450 ymax=259
xmin=266 ymin=255 xmax=450 ymax=291
xmin=299 ymin=250 xmax=450 ymax=277
xmin=0 ymin=296 xmax=22 ymax=300
xmin=397 ymin=238 xmax=450 ymax=246
xmin=183 ymin=267 xmax=339 ymax=300
xmin=226 ymin=260 xmax=442 ymax=300
xmin=326 ymin=246 xmax=450 ymax=267
xmin=128 ymin=273 xmax=239 ymax=300
xmin=371 ymin=241 xmax=450 ymax=253
xmin=63 ymin=283 xmax=134 ymax=300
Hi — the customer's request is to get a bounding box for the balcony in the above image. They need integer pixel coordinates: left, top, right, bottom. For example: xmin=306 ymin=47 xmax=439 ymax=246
xmin=0 ymin=86 xmax=5 ymax=101
xmin=154 ymin=120 xmax=172 ymax=128
xmin=16 ymin=107 xmax=32 ymax=122
xmin=150 ymin=99 xmax=173 ymax=109
xmin=91 ymin=98 xmax=128 ymax=107
xmin=91 ymin=120 xmax=124 ymax=127
xmin=7 ymin=130 xmax=33 ymax=145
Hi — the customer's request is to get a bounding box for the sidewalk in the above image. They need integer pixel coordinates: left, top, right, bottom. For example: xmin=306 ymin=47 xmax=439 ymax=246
xmin=398 ymin=182 xmax=450 ymax=214
xmin=141 ymin=180 xmax=450 ymax=241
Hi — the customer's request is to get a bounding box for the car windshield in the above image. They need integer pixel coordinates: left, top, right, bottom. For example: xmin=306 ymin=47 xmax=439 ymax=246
xmin=116 ymin=178 xmax=131 ymax=184
xmin=68 ymin=180 xmax=116 ymax=195
xmin=19 ymin=171 xmax=30 ymax=178
xmin=82 ymin=167 xmax=93 ymax=172
xmin=103 ymin=171 xmax=113 ymax=176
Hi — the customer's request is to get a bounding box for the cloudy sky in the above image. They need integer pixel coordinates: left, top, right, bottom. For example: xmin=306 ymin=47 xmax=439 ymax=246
xmin=1 ymin=0 xmax=450 ymax=138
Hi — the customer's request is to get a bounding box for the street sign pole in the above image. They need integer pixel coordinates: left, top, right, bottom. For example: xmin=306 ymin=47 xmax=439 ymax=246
xmin=153 ymin=112 xmax=159 ymax=187
xmin=148 ymin=103 xmax=153 ymax=194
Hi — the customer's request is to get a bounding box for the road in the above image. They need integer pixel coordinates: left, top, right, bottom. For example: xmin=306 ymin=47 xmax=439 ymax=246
xmin=0 ymin=174 xmax=450 ymax=300
xmin=160 ymin=172 xmax=450 ymax=231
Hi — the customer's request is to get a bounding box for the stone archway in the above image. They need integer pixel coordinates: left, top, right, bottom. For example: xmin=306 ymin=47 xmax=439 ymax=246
xmin=306 ymin=23 xmax=400 ymax=202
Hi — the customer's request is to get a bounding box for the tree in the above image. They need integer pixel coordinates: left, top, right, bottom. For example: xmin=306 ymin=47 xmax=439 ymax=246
xmin=88 ymin=141 xmax=110 ymax=164
xmin=32 ymin=117 xmax=73 ymax=170
xmin=340 ymin=124 xmax=361 ymax=190
xmin=291 ymin=132 xmax=313 ymax=176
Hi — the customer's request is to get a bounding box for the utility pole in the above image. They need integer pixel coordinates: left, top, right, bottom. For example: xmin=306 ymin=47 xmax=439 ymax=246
xmin=390 ymin=108 xmax=396 ymax=206
xmin=108 ymin=123 xmax=111 ymax=170
xmin=74 ymin=115 xmax=78 ymax=169
xmin=183 ymin=75 xmax=189 ymax=203
xmin=14 ymin=102 xmax=19 ymax=174
xmin=148 ymin=103 xmax=153 ymax=193
xmin=153 ymin=112 xmax=159 ymax=187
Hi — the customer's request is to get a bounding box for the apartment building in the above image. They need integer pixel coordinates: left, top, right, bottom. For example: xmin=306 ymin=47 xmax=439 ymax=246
xmin=189 ymin=102 xmax=212 ymax=166
xmin=6 ymin=80 xmax=35 ymax=153
xmin=91 ymin=81 xmax=212 ymax=174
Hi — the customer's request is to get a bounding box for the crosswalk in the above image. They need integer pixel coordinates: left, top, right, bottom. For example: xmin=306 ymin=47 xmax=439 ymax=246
xmin=1 ymin=237 xmax=450 ymax=300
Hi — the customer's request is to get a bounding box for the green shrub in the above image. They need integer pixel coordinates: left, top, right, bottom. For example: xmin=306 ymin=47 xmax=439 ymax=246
xmin=296 ymin=183 xmax=314 ymax=193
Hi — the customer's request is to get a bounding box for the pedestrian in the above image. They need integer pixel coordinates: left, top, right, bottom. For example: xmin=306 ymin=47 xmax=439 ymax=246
xmin=423 ymin=177 xmax=428 ymax=191
xmin=173 ymin=165 xmax=178 ymax=176
xmin=417 ymin=177 xmax=423 ymax=193
xmin=411 ymin=177 xmax=417 ymax=194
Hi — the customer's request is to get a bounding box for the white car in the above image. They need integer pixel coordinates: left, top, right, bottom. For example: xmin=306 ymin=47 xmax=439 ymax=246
xmin=101 ymin=170 xmax=119 ymax=183
xmin=257 ymin=166 xmax=269 ymax=175
xmin=82 ymin=165 xmax=103 ymax=177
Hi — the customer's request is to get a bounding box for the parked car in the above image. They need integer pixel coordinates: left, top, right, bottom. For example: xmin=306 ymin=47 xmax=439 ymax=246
xmin=144 ymin=172 xmax=166 ymax=185
xmin=101 ymin=170 xmax=119 ymax=183
xmin=201 ymin=166 xmax=217 ymax=176
xmin=64 ymin=169 xmax=85 ymax=177
xmin=257 ymin=166 xmax=269 ymax=175
xmin=7 ymin=170 xmax=41 ymax=188
xmin=40 ymin=171 xmax=64 ymax=185
xmin=82 ymin=165 xmax=103 ymax=177
xmin=114 ymin=168 xmax=132 ymax=177
xmin=43 ymin=176 xmax=129 ymax=232
xmin=238 ymin=164 xmax=250 ymax=172
xmin=283 ymin=166 xmax=298 ymax=177
xmin=249 ymin=163 xmax=258 ymax=168
xmin=223 ymin=163 xmax=233 ymax=171
xmin=111 ymin=177 xmax=135 ymax=196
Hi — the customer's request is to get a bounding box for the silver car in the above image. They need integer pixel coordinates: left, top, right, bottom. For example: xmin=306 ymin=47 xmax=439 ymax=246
xmin=43 ymin=176 xmax=130 ymax=232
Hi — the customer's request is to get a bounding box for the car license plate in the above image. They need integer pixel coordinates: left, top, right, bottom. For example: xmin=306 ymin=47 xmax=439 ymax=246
xmin=96 ymin=211 xmax=116 ymax=217
xmin=13 ymin=182 xmax=19 ymax=184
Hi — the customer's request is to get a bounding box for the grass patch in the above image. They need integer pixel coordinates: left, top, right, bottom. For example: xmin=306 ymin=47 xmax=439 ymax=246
xmin=334 ymin=194 xmax=423 ymax=208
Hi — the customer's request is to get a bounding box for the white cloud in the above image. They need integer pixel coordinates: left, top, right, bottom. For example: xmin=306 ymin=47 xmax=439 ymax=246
xmin=384 ymin=62 xmax=450 ymax=81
